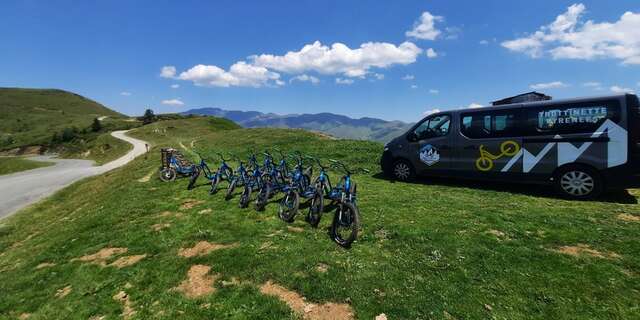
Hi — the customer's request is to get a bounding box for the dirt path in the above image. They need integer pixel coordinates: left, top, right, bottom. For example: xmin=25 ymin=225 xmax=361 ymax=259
xmin=0 ymin=130 xmax=148 ymax=219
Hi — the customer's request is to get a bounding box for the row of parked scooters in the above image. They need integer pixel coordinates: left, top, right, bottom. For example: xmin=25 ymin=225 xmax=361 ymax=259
xmin=158 ymin=148 xmax=368 ymax=247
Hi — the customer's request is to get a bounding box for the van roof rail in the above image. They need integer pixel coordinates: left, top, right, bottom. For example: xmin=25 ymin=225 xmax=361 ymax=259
xmin=492 ymin=91 xmax=552 ymax=106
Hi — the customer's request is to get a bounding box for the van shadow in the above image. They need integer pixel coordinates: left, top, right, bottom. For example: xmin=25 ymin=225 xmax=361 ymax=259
xmin=371 ymin=173 xmax=638 ymax=205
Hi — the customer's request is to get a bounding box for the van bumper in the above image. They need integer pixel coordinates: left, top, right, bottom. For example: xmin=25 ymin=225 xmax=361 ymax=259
xmin=380 ymin=150 xmax=394 ymax=174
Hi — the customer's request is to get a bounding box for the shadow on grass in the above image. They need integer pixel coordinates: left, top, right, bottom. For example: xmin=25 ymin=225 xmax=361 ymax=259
xmin=370 ymin=172 xmax=638 ymax=205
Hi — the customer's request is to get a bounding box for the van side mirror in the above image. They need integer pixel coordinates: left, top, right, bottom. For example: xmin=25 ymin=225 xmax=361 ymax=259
xmin=407 ymin=132 xmax=418 ymax=142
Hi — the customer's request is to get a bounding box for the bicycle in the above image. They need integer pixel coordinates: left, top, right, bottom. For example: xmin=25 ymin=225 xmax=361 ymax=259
xmin=326 ymin=159 xmax=369 ymax=248
xmin=159 ymin=148 xmax=197 ymax=182
xmin=277 ymin=152 xmax=312 ymax=222
xmin=475 ymin=140 xmax=520 ymax=172
xmin=239 ymin=152 xmax=264 ymax=208
xmin=304 ymin=155 xmax=330 ymax=227
xmin=255 ymin=150 xmax=288 ymax=211
xmin=187 ymin=151 xmax=217 ymax=190
xmin=209 ymin=153 xmax=235 ymax=194
xmin=225 ymin=155 xmax=249 ymax=201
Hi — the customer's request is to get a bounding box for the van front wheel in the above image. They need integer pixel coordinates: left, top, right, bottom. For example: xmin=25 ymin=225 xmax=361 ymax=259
xmin=554 ymin=165 xmax=602 ymax=200
xmin=392 ymin=160 xmax=415 ymax=181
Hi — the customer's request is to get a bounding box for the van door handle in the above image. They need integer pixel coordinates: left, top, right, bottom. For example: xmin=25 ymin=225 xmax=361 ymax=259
xmin=463 ymin=146 xmax=477 ymax=150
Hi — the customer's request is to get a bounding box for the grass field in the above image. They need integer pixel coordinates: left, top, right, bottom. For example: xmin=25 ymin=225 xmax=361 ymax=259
xmin=0 ymin=88 xmax=125 ymax=151
xmin=58 ymin=131 xmax=134 ymax=166
xmin=0 ymin=157 xmax=54 ymax=175
xmin=1 ymin=117 xmax=639 ymax=319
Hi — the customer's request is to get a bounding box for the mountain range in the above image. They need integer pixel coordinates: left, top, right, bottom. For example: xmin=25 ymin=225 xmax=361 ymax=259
xmin=182 ymin=107 xmax=412 ymax=142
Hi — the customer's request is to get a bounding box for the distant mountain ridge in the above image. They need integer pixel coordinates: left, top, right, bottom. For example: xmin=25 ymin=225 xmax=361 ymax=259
xmin=182 ymin=107 xmax=412 ymax=142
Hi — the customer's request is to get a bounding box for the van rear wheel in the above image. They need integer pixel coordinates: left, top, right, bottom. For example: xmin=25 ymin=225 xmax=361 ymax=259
xmin=554 ymin=165 xmax=602 ymax=200
xmin=391 ymin=159 xmax=415 ymax=181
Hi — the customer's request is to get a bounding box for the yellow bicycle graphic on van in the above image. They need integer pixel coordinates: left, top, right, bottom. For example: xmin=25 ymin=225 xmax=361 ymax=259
xmin=475 ymin=140 xmax=520 ymax=172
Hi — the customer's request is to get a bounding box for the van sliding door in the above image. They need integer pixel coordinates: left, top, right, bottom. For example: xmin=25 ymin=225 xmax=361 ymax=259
xmin=454 ymin=107 xmax=524 ymax=179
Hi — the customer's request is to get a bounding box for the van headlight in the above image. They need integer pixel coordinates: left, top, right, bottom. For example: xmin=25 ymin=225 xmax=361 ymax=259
xmin=383 ymin=144 xmax=390 ymax=151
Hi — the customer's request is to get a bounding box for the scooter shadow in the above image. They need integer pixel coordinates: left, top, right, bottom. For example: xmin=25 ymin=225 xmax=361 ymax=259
xmin=370 ymin=172 xmax=638 ymax=205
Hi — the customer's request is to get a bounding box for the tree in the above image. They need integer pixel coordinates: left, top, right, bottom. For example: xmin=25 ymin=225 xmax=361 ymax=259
xmin=142 ymin=108 xmax=156 ymax=125
xmin=91 ymin=117 xmax=102 ymax=132
xmin=61 ymin=127 xmax=76 ymax=142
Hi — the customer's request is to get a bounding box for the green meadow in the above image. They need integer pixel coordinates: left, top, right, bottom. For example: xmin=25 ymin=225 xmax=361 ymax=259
xmin=1 ymin=117 xmax=639 ymax=319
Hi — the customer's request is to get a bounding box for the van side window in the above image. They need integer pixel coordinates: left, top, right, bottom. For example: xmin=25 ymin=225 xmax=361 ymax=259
xmin=460 ymin=110 xmax=520 ymax=139
xmin=412 ymin=115 xmax=451 ymax=140
xmin=526 ymin=101 xmax=620 ymax=135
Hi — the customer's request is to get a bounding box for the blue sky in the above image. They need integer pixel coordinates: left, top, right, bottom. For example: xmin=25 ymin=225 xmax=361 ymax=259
xmin=1 ymin=0 xmax=639 ymax=122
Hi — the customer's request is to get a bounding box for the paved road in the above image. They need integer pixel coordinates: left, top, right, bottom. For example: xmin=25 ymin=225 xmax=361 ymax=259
xmin=0 ymin=130 xmax=148 ymax=219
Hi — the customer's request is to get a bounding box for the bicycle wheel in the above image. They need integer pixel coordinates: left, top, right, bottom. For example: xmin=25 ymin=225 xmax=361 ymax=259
xmin=278 ymin=190 xmax=299 ymax=222
xmin=475 ymin=157 xmax=493 ymax=172
xmin=330 ymin=202 xmax=360 ymax=248
xmin=159 ymin=168 xmax=177 ymax=182
xmin=307 ymin=188 xmax=324 ymax=227
xmin=255 ymin=182 xmax=271 ymax=211
xmin=187 ymin=169 xmax=200 ymax=190
xmin=210 ymin=174 xmax=220 ymax=195
xmin=255 ymin=175 xmax=272 ymax=211
xmin=225 ymin=178 xmax=237 ymax=200
xmin=239 ymin=185 xmax=252 ymax=208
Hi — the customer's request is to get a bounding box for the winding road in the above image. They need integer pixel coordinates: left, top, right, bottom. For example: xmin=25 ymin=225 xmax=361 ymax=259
xmin=0 ymin=130 xmax=148 ymax=219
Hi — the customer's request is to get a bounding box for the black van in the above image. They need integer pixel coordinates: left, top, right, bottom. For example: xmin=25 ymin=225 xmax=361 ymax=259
xmin=381 ymin=94 xmax=640 ymax=199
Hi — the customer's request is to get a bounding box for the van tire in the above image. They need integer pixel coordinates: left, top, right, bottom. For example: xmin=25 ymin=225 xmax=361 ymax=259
xmin=554 ymin=165 xmax=603 ymax=200
xmin=391 ymin=159 xmax=415 ymax=181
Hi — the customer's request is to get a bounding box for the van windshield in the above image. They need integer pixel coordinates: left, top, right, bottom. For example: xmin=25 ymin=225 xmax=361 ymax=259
xmin=413 ymin=115 xmax=450 ymax=140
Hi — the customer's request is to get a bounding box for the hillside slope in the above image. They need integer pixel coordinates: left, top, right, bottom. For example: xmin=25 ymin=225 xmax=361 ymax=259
xmin=0 ymin=117 xmax=639 ymax=319
xmin=183 ymin=107 xmax=412 ymax=142
xmin=0 ymin=88 xmax=124 ymax=150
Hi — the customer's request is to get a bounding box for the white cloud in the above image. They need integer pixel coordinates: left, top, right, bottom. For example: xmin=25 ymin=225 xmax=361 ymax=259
xmin=335 ymin=78 xmax=354 ymax=85
xmin=502 ymin=4 xmax=640 ymax=64
xmin=429 ymin=89 xmax=439 ymax=94
xmin=161 ymin=98 xmax=184 ymax=106
xmin=410 ymin=84 xmax=418 ymax=89
xmin=251 ymin=41 xmax=422 ymax=78
xmin=170 ymin=84 xmax=180 ymax=89
xmin=373 ymin=73 xmax=385 ymax=80
xmin=120 ymin=91 xmax=132 ymax=96
xmin=610 ymin=85 xmax=635 ymax=94
xmin=402 ymin=74 xmax=415 ymax=80
xmin=406 ymin=11 xmax=443 ymax=40
xmin=637 ymin=81 xmax=640 ymax=87
xmin=479 ymin=40 xmax=489 ymax=45
xmin=530 ymin=81 xmax=569 ymax=90
xmin=468 ymin=103 xmax=484 ymax=109
xmin=160 ymin=66 xmax=176 ymax=78
xmin=176 ymin=62 xmax=281 ymax=88
xmin=583 ymin=81 xmax=604 ymax=90
xmin=290 ymin=74 xmax=320 ymax=84
xmin=423 ymin=108 xmax=441 ymax=116
xmin=426 ymin=48 xmax=438 ymax=58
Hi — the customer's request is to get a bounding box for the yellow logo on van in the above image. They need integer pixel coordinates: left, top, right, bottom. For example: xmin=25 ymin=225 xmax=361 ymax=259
xmin=475 ymin=140 xmax=520 ymax=172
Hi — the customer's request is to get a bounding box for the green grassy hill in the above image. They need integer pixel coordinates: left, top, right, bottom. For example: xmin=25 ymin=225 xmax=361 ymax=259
xmin=1 ymin=117 xmax=639 ymax=319
xmin=0 ymin=88 xmax=125 ymax=151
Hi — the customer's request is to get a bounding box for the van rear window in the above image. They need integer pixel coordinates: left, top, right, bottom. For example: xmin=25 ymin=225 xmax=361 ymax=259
xmin=526 ymin=101 xmax=620 ymax=135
